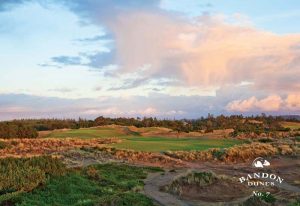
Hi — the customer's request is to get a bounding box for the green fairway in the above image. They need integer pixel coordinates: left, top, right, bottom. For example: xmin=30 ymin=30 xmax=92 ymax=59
xmin=44 ymin=127 xmax=132 ymax=138
xmin=114 ymin=137 xmax=241 ymax=152
xmin=44 ymin=126 xmax=242 ymax=152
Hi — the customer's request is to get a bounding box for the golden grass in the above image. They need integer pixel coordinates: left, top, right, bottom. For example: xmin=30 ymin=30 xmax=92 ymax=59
xmin=164 ymin=142 xmax=297 ymax=163
xmin=0 ymin=138 xmax=121 ymax=158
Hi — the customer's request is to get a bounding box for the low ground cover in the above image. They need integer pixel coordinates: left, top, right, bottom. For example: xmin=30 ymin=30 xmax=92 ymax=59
xmin=0 ymin=156 xmax=161 ymax=206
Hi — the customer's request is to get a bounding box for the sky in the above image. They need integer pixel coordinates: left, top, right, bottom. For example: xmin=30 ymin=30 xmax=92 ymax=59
xmin=0 ymin=0 xmax=300 ymax=120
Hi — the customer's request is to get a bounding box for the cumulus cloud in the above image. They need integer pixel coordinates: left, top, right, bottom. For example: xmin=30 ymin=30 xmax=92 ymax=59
xmin=61 ymin=2 xmax=300 ymax=94
xmin=105 ymin=12 xmax=300 ymax=91
xmin=286 ymin=94 xmax=300 ymax=110
xmin=2 ymin=0 xmax=300 ymax=116
xmin=227 ymin=94 xmax=300 ymax=112
xmin=83 ymin=106 xmax=162 ymax=116
xmin=15 ymin=1 xmax=300 ymax=97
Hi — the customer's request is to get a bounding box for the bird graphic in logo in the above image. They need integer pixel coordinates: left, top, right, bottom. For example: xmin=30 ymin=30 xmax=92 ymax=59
xmin=252 ymin=157 xmax=270 ymax=168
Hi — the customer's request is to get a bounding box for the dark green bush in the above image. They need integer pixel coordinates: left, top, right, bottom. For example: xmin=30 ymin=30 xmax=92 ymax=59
xmin=0 ymin=122 xmax=37 ymax=139
xmin=0 ymin=141 xmax=8 ymax=150
xmin=258 ymin=138 xmax=273 ymax=143
xmin=212 ymin=149 xmax=226 ymax=160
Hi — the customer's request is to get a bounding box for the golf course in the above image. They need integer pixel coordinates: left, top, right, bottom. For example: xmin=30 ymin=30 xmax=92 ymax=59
xmin=42 ymin=126 xmax=242 ymax=152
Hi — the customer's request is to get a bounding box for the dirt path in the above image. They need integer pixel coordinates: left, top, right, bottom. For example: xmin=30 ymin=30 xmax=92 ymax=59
xmin=144 ymin=157 xmax=300 ymax=206
xmin=144 ymin=170 xmax=192 ymax=206
xmin=144 ymin=169 xmax=252 ymax=206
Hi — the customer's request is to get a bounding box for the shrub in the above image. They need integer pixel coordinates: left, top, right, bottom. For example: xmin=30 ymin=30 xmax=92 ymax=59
xmin=24 ymin=156 xmax=66 ymax=176
xmin=0 ymin=156 xmax=66 ymax=196
xmin=258 ymin=138 xmax=273 ymax=143
xmin=15 ymin=164 xmax=157 ymax=206
xmin=86 ymin=166 xmax=100 ymax=180
xmin=211 ymin=148 xmax=226 ymax=160
xmin=0 ymin=122 xmax=38 ymax=139
xmin=0 ymin=141 xmax=8 ymax=150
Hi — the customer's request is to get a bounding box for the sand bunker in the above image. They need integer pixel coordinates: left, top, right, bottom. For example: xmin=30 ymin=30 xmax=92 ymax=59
xmin=163 ymin=171 xmax=252 ymax=202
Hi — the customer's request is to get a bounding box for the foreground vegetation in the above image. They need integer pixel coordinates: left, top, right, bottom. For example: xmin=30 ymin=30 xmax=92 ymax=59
xmin=0 ymin=156 xmax=66 ymax=204
xmin=0 ymin=156 xmax=161 ymax=206
xmin=164 ymin=141 xmax=298 ymax=162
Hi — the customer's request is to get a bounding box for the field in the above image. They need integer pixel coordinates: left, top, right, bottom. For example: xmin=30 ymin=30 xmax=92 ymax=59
xmin=43 ymin=126 xmax=242 ymax=152
xmin=43 ymin=127 xmax=129 ymax=138
xmin=281 ymin=121 xmax=300 ymax=130
xmin=1 ymin=123 xmax=299 ymax=206
xmin=113 ymin=137 xmax=240 ymax=152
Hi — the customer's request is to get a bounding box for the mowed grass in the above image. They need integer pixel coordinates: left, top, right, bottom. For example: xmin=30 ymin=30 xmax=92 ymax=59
xmin=44 ymin=127 xmax=130 ymax=138
xmin=45 ymin=126 xmax=242 ymax=152
xmin=114 ymin=137 xmax=241 ymax=152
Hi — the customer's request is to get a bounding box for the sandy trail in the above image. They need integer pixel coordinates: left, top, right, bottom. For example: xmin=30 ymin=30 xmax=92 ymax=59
xmin=144 ymin=156 xmax=300 ymax=206
xmin=144 ymin=169 xmax=252 ymax=206
xmin=144 ymin=170 xmax=192 ymax=206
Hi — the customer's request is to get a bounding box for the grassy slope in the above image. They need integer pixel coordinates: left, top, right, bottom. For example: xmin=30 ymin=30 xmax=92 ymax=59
xmin=15 ymin=164 xmax=158 ymax=206
xmin=44 ymin=126 xmax=242 ymax=152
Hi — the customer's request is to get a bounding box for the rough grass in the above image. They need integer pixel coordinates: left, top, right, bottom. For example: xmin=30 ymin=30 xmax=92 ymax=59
xmin=164 ymin=142 xmax=297 ymax=163
xmin=6 ymin=163 xmax=157 ymax=206
xmin=0 ymin=156 xmax=66 ymax=204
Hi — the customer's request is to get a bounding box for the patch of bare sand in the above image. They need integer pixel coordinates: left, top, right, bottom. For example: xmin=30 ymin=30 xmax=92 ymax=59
xmin=180 ymin=178 xmax=251 ymax=202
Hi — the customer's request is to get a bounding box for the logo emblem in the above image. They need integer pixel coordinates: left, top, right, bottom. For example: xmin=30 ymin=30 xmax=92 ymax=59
xmin=252 ymin=157 xmax=270 ymax=168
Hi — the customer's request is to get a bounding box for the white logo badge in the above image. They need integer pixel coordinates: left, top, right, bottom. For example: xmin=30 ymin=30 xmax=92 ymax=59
xmin=252 ymin=157 xmax=270 ymax=168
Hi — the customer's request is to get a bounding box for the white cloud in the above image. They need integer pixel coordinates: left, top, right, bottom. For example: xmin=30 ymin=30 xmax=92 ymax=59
xmin=104 ymin=11 xmax=300 ymax=94
xmin=286 ymin=94 xmax=300 ymax=110
xmin=226 ymin=96 xmax=258 ymax=112
xmin=1 ymin=1 xmax=300 ymax=117
xmin=227 ymin=94 xmax=300 ymax=112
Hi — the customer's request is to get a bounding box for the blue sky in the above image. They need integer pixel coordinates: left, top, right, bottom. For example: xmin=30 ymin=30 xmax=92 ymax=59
xmin=0 ymin=0 xmax=300 ymax=120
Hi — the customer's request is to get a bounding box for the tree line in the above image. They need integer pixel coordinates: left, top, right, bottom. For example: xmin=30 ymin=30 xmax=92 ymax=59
xmin=0 ymin=114 xmax=296 ymax=138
